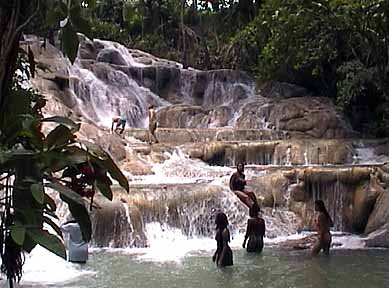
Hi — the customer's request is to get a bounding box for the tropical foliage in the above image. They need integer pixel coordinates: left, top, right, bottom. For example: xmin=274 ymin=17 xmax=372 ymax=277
xmin=0 ymin=1 xmax=128 ymax=286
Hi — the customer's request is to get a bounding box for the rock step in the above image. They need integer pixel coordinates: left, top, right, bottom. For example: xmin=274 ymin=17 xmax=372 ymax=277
xmin=126 ymin=138 xmax=389 ymax=166
xmin=124 ymin=128 xmax=288 ymax=143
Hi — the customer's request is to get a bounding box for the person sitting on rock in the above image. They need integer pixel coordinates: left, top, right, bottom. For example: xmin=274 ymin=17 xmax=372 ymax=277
xmin=229 ymin=163 xmax=258 ymax=208
xmin=243 ymin=203 xmax=266 ymax=253
xmin=111 ymin=113 xmax=127 ymax=135
xmin=312 ymin=200 xmax=333 ymax=256
xmin=148 ymin=105 xmax=158 ymax=144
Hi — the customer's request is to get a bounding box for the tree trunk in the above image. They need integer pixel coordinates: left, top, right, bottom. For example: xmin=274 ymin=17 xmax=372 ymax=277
xmin=0 ymin=1 xmax=22 ymax=120
xmin=0 ymin=0 xmax=34 ymax=131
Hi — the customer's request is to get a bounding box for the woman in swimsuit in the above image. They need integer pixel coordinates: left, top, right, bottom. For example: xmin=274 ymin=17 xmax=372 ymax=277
xmin=212 ymin=212 xmax=233 ymax=267
xmin=312 ymin=200 xmax=333 ymax=256
xmin=243 ymin=204 xmax=265 ymax=253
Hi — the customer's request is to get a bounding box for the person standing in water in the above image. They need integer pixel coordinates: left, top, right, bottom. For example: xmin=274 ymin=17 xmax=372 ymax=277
xmin=312 ymin=200 xmax=333 ymax=256
xmin=212 ymin=212 xmax=233 ymax=267
xmin=229 ymin=163 xmax=258 ymax=208
xmin=243 ymin=204 xmax=265 ymax=253
xmin=148 ymin=105 xmax=158 ymax=144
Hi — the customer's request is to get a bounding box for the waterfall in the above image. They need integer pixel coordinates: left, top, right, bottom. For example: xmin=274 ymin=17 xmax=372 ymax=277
xmin=69 ymin=62 xmax=168 ymax=128
xmin=65 ymin=38 xmax=283 ymax=130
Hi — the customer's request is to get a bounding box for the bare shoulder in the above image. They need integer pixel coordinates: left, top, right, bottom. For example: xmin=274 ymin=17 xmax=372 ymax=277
xmin=222 ymin=228 xmax=230 ymax=238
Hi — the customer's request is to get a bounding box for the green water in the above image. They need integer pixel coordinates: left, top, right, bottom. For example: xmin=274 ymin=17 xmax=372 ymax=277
xmin=54 ymin=249 xmax=389 ymax=288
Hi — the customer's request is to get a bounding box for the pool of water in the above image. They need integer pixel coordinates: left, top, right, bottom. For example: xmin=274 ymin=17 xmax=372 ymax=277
xmin=15 ymin=249 xmax=389 ymax=288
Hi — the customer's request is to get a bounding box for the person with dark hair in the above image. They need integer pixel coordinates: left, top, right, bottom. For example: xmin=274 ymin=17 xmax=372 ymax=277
xmin=243 ymin=204 xmax=265 ymax=253
xmin=148 ymin=105 xmax=158 ymax=144
xmin=229 ymin=163 xmax=258 ymax=208
xmin=312 ymin=200 xmax=333 ymax=256
xmin=212 ymin=212 xmax=233 ymax=267
xmin=111 ymin=113 xmax=127 ymax=135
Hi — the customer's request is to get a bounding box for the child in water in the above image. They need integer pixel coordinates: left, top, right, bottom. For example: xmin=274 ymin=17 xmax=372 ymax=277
xmin=212 ymin=212 xmax=233 ymax=267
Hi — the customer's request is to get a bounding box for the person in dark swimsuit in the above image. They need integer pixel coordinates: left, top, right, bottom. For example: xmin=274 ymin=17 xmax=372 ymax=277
xmin=212 ymin=212 xmax=233 ymax=267
xmin=243 ymin=204 xmax=265 ymax=253
xmin=311 ymin=200 xmax=333 ymax=256
xmin=229 ymin=163 xmax=258 ymax=208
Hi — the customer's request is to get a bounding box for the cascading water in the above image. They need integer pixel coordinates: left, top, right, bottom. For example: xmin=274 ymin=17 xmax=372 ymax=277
xmin=65 ymin=38 xmax=285 ymax=131
xmin=69 ymin=61 xmax=168 ymax=127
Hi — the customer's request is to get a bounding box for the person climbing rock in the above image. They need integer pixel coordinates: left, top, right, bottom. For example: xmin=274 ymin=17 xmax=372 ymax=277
xmin=311 ymin=200 xmax=333 ymax=256
xmin=243 ymin=204 xmax=265 ymax=253
xmin=148 ymin=105 xmax=158 ymax=144
xmin=229 ymin=163 xmax=258 ymax=208
xmin=111 ymin=113 xmax=127 ymax=135
xmin=212 ymin=212 xmax=233 ymax=267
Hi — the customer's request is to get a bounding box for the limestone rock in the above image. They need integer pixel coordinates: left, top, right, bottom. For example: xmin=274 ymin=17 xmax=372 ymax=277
xmin=250 ymin=170 xmax=289 ymax=208
xmin=77 ymin=122 xmax=127 ymax=162
xmin=365 ymin=189 xmax=389 ymax=234
xmin=260 ymin=81 xmax=311 ymax=99
xmin=237 ymin=97 xmax=354 ymax=138
xmin=375 ymin=140 xmax=389 ymax=156
xmin=364 ymin=223 xmax=389 ymax=248
xmin=289 ymin=182 xmax=306 ymax=202
xmin=96 ymin=48 xmax=127 ymax=66
xmin=352 ymin=182 xmax=378 ymax=233
xmin=91 ymin=197 xmax=147 ymax=248
xmin=121 ymin=159 xmax=154 ymax=176
xmin=79 ymin=38 xmax=97 ymax=60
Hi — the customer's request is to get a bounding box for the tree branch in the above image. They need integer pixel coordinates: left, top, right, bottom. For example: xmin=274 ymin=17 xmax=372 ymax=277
xmin=15 ymin=0 xmax=40 ymax=36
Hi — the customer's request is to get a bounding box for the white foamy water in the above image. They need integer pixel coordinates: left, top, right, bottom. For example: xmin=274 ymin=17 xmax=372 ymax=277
xmin=331 ymin=233 xmax=366 ymax=250
xmin=70 ymin=63 xmax=168 ymax=128
xmin=18 ymin=246 xmax=94 ymax=286
xmin=131 ymin=148 xmax=233 ymax=184
xmin=355 ymin=147 xmax=389 ymax=164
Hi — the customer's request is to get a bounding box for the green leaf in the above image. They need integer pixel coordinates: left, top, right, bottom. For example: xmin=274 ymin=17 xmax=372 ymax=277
xmin=23 ymin=234 xmax=37 ymax=253
xmin=44 ymin=194 xmax=57 ymax=212
xmin=31 ymin=183 xmax=45 ymax=204
xmin=64 ymin=200 xmax=92 ymax=242
xmin=99 ymin=156 xmax=129 ymax=192
xmin=45 ymin=125 xmax=75 ymax=149
xmin=46 ymin=181 xmax=85 ymax=206
xmin=27 ymin=229 xmax=66 ymax=259
xmin=43 ymin=147 xmax=89 ymax=173
xmin=42 ymin=116 xmax=80 ymax=132
xmin=81 ymin=141 xmax=129 ymax=192
xmin=43 ymin=216 xmax=63 ymax=238
xmin=79 ymin=140 xmax=107 ymax=158
xmin=62 ymin=22 xmax=79 ymax=63
xmin=10 ymin=224 xmax=26 ymax=246
xmin=63 ymin=146 xmax=90 ymax=163
xmin=95 ymin=178 xmax=113 ymax=200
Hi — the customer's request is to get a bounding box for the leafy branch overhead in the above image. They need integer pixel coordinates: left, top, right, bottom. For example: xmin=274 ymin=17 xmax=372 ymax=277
xmin=0 ymin=0 xmax=127 ymax=284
